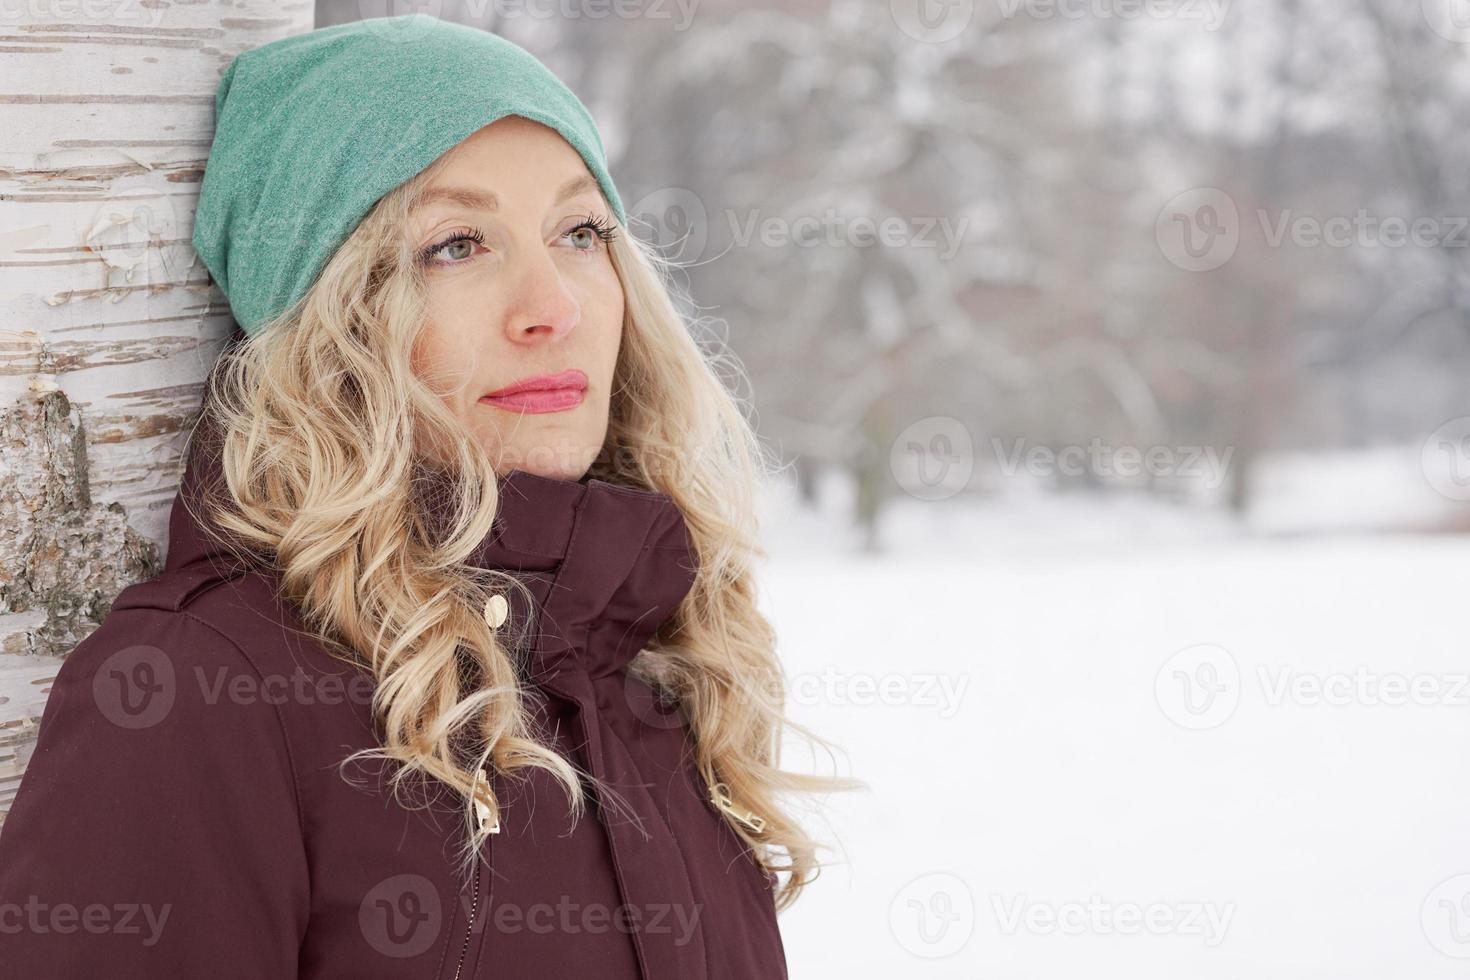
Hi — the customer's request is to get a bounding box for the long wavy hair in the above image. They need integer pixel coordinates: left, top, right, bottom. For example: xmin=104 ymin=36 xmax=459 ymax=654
xmin=191 ymin=146 xmax=863 ymax=910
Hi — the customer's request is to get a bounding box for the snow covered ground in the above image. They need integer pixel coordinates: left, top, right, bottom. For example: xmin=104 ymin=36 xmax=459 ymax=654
xmin=758 ymin=473 xmax=1470 ymax=979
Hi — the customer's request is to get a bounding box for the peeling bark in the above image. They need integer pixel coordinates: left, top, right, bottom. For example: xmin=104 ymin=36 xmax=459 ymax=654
xmin=0 ymin=389 xmax=161 ymax=657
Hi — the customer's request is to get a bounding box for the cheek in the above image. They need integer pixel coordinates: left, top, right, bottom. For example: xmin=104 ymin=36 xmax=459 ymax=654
xmin=576 ymin=262 xmax=624 ymax=366
xmin=410 ymin=322 xmax=446 ymax=378
xmin=412 ymin=315 xmax=477 ymax=398
xmin=598 ymin=288 xmax=625 ymax=353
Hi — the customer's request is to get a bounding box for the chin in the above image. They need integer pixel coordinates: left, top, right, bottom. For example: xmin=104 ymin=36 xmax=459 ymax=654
xmin=490 ymin=449 xmax=598 ymax=483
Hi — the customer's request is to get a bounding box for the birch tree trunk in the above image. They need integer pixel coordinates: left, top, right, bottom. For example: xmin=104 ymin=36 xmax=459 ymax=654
xmin=0 ymin=3 xmax=314 ymax=824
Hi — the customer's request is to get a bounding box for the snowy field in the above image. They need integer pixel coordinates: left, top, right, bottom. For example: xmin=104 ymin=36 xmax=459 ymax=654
xmin=759 ymin=475 xmax=1470 ymax=979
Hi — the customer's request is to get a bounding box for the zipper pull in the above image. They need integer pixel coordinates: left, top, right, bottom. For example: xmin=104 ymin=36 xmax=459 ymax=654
xmin=472 ymin=767 xmax=500 ymax=834
xmin=709 ymin=781 xmax=766 ymax=834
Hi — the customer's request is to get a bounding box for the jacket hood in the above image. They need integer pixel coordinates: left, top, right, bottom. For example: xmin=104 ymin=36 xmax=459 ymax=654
xmin=163 ymin=413 xmax=700 ymax=694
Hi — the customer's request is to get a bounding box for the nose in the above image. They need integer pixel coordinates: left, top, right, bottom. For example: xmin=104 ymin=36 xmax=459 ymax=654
xmin=503 ymin=247 xmax=580 ymax=344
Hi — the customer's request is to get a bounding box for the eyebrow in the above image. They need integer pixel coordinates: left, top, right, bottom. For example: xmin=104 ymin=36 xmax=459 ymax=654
xmin=410 ymin=175 xmax=601 ymax=214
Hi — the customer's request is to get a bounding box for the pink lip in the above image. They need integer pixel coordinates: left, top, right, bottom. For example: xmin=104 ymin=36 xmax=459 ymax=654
xmin=479 ymin=369 xmax=588 ymax=414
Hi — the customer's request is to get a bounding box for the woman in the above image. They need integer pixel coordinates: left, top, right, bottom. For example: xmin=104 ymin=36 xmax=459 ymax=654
xmin=0 ymin=15 xmax=856 ymax=978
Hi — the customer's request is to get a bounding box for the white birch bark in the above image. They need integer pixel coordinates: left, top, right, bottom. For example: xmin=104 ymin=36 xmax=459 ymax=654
xmin=0 ymin=3 xmax=313 ymax=823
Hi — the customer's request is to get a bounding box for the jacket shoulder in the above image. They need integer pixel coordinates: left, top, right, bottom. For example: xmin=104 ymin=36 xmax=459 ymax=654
xmin=108 ymin=564 xmax=355 ymax=683
xmin=110 ymin=558 xmax=254 ymax=615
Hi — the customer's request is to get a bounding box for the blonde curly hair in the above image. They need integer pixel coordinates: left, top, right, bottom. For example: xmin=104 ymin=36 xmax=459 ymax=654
xmin=189 ymin=148 xmax=863 ymax=911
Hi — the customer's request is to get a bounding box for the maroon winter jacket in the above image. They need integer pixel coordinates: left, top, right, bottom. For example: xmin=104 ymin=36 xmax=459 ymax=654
xmin=0 ymin=429 xmax=788 ymax=978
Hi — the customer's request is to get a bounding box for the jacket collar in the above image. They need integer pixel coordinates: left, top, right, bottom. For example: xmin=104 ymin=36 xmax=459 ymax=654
xmin=164 ymin=422 xmax=698 ymax=689
xmin=455 ymin=465 xmax=698 ymax=688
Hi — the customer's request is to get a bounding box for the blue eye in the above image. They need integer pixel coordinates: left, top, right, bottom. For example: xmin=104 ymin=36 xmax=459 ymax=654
xmin=418 ymin=213 xmax=617 ymax=268
xmin=419 ymin=227 xmax=486 ymax=267
xmin=565 ymin=212 xmax=619 ymax=251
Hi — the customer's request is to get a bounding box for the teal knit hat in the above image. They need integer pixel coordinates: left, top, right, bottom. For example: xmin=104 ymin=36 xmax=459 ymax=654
xmin=191 ymin=14 xmax=626 ymax=338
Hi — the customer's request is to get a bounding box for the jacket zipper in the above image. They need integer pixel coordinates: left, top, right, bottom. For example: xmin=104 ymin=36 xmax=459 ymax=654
xmin=451 ymin=860 xmax=480 ymax=980
xmin=708 ymin=781 xmax=766 ymax=833
xmin=452 ymin=768 xmax=500 ymax=980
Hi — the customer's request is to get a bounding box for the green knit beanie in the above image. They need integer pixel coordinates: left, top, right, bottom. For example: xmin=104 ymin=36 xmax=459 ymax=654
xmin=191 ymin=14 xmax=626 ymax=338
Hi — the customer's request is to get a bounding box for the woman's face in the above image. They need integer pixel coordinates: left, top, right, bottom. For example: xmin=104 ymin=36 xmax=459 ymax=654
xmin=409 ymin=114 xmax=623 ymax=481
